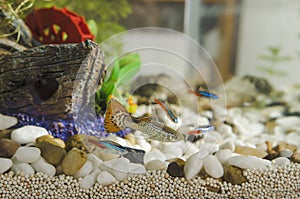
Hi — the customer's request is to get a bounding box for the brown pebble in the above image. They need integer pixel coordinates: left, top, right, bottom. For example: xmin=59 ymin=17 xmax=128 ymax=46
xmin=0 ymin=129 xmax=12 ymax=139
xmin=37 ymin=140 xmax=66 ymax=165
xmin=223 ymin=166 xmax=247 ymax=185
xmin=273 ymin=141 xmax=297 ymax=152
xmin=291 ymin=152 xmax=300 ymax=164
xmin=234 ymin=145 xmax=267 ymax=158
xmin=150 ymin=184 xmax=155 ymax=189
xmin=61 ymin=148 xmax=87 ymax=176
xmin=0 ymin=138 xmax=20 ymax=158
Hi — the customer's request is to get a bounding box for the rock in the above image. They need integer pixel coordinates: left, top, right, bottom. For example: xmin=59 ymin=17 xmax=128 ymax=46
xmin=219 ymin=141 xmax=235 ymax=151
xmin=285 ymin=132 xmax=300 ymax=147
xmin=124 ymin=133 xmax=136 ymax=145
xmin=11 ymin=163 xmax=35 ymax=175
xmin=128 ymin=163 xmax=146 ymax=175
xmin=35 ymin=135 xmax=54 ymax=144
xmin=162 ymin=144 xmax=183 ymax=160
xmin=0 ymin=158 xmax=13 ymax=174
xmin=111 ymin=161 xmax=130 ymax=181
xmin=0 ymin=129 xmax=12 ymax=139
xmin=123 ymin=148 xmax=145 ymax=164
xmin=74 ymin=160 xmax=93 ymax=178
xmin=11 ymin=125 xmax=49 ymax=144
xmin=279 ymin=149 xmax=293 ymax=158
xmin=184 ymin=152 xmax=205 ymax=180
xmin=144 ymin=150 xmax=166 ymax=164
xmin=223 ymin=166 xmax=247 ymax=185
xmin=31 ymin=158 xmax=56 ymax=177
xmin=97 ymin=171 xmax=117 ymax=186
xmin=0 ymin=114 xmax=17 ymax=130
xmin=291 ymin=152 xmax=300 ymax=164
xmin=65 ymin=134 xmax=87 ymax=152
xmin=263 ymin=151 xmax=279 ymax=161
xmin=87 ymin=154 xmax=103 ymax=168
xmin=37 ymin=140 xmax=66 ymax=166
xmin=61 ymin=148 xmax=87 ymax=176
xmin=215 ymin=149 xmax=232 ymax=164
xmin=183 ymin=143 xmax=200 ymax=157
xmin=15 ymin=146 xmax=41 ymax=163
xmin=204 ymin=155 xmax=224 ymax=178
xmin=166 ymin=158 xmax=185 ymax=177
xmin=234 ymin=145 xmax=267 ymax=158
xmin=135 ymin=137 xmax=151 ymax=152
xmin=145 ymin=160 xmax=166 ymax=171
xmin=80 ymin=169 xmax=100 ymax=189
xmin=100 ymin=158 xmax=130 ymax=174
xmin=273 ymin=157 xmax=290 ymax=167
xmin=273 ymin=141 xmax=297 ymax=152
xmin=228 ymin=156 xmax=271 ymax=169
xmin=0 ymin=138 xmax=20 ymax=158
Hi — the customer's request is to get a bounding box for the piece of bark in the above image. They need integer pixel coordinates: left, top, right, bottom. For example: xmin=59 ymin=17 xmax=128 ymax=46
xmin=0 ymin=40 xmax=106 ymax=120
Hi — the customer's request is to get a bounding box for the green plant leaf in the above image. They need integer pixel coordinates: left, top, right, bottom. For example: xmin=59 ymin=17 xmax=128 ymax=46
xmin=87 ymin=19 xmax=98 ymax=37
xmin=117 ymin=54 xmax=141 ymax=86
xmin=106 ymin=59 xmax=120 ymax=83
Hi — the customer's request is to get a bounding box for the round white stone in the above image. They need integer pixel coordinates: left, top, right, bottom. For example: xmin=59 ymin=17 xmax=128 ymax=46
xmin=100 ymin=158 xmax=129 ymax=173
xmin=215 ymin=149 xmax=232 ymax=164
xmin=0 ymin=114 xmax=17 ymax=130
xmin=273 ymin=157 xmax=290 ymax=167
xmin=74 ymin=160 xmax=93 ymax=178
xmin=204 ymin=155 xmax=224 ymax=178
xmin=79 ymin=169 xmax=100 ymax=189
xmin=228 ymin=155 xmax=271 ymax=169
xmin=31 ymin=159 xmax=56 ymax=177
xmin=97 ymin=171 xmax=117 ymax=185
xmin=0 ymin=158 xmax=13 ymax=174
xmin=11 ymin=162 xmax=35 ymax=175
xmin=184 ymin=152 xmax=205 ymax=180
xmin=87 ymin=153 xmax=103 ymax=168
xmin=145 ymin=160 xmax=166 ymax=171
xmin=111 ymin=162 xmax=130 ymax=181
xmin=128 ymin=163 xmax=146 ymax=175
xmin=144 ymin=149 xmax=166 ymax=164
xmin=15 ymin=146 xmax=41 ymax=163
xmin=11 ymin=125 xmax=49 ymax=144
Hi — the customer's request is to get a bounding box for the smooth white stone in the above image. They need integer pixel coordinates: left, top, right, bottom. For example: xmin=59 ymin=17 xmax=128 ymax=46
xmin=15 ymin=146 xmax=41 ymax=163
xmin=215 ymin=149 xmax=232 ymax=164
xmin=220 ymin=125 xmax=234 ymax=138
xmin=11 ymin=163 xmax=35 ymax=175
xmin=80 ymin=169 xmax=100 ymax=189
xmin=128 ymin=163 xmax=146 ymax=175
xmin=273 ymin=157 xmax=290 ymax=167
xmin=31 ymin=158 xmax=56 ymax=177
xmin=74 ymin=160 xmax=93 ymax=178
xmin=0 ymin=114 xmax=17 ymax=130
xmin=286 ymin=131 xmax=300 ymax=146
xmin=100 ymin=158 xmax=129 ymax=173
xmin=111 ymin=162 xmax=130 ymax=181
xmin=11 ymin=125 xmax=49 ymax=144
xmin=97 ymin=171 xmax=117 ymax=186
xmin=183 ymin=143 xmax=200 ymax=157
xmin=204 ymin=155 xmax=224 ymax=178
xmin=136 ymin=138 xmax=151 ymax=152
xmin=163 ymin=144 xmax=183 ymax=160
xmin=87 ymin=154 xmax=103 ymax=168
xmin=219 ymin=141 xmax=235 ymax=151
xmin=145 ymin=160 xmax=166 ymax=171
xmin=184 ymin=152 xmax=205 ymax=180
xmin=144 ymin=150 xmax=166 ymax=163
xmin=198 ymin=143 xmax=218 ymax=155
xmin=203 ymin=131 xmax=221 ymax=143
xmin=0 ymin=158 xmax=13 ymax=174
xmin=228 ymin=156 xmax=271 ymax=169
xmin=276 ymin=116 xmax=300 ymax=128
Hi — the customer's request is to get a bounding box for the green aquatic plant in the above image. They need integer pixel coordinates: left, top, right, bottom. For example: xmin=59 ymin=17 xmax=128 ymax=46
xmin=95 ymin=53 xmax=141 ymax=113
xmin=257 ymin=46 xmax=292 ymax=77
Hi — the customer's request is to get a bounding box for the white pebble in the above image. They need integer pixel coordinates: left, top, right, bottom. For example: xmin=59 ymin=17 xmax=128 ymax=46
xmin=11 ymin=125 xmax=49 ymax=144
xmin=31 ymin=158 xmax=56 ymax=177
xmin=80 ymin=169 xmax=100 ymax=189
xmin=183 ymin=143 xmax=200 ymax=157
xmin=184 ymin=152 xmax=204 ymax=180
xmin=128 ymin=163 xmax=146 ymax=175
xmin=228 ymin=155 xmax=271 ymax=169
xmin=162 ymin=144 xmax=183 ymax=160
xmin=273 ymin=157 xmax=290 ymax=167
xmin=204 ymin=155 xmax=224 ymax=178
xmin=15 ymin=146 xmax=41 ymax=163
xmin=0 ymin=158 xmax=13 ymax=174
xmin=74 ymin=160 xmax=93 ymax=178
xmin=111 ymin=162 xmax=130 ymax=181
xmin=145 ymin=160 xmax=166 ymax=171
xmin=97 ymin=171 xmax=117 ymax=186
xmin=144 ymin=149 xmax=166 ymax=163
xmin=215 ymin=149 xmax=232 ymax=164
xmin=87 ymin=153 xmax=103 ymax=167
xmin=100 ymin=158 xmax=129 ymax=173
xmin=0 ymin=113 xmax=17 ymax=130
xmin=219 ymin=141 xmax=235 ymax=151
xmin=11 ymin=162 xmax=35 ymax=175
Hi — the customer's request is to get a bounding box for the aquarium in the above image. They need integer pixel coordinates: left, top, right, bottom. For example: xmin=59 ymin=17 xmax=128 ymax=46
xmin=0 ymin=1 xmax=299 ymax=198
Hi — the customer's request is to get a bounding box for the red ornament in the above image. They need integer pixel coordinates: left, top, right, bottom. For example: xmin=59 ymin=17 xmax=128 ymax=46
xmin=25 ymin=7 xmax=94 ymax=44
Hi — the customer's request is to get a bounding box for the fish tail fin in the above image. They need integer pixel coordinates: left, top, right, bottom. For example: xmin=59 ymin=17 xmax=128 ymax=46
xmin=104 ymin=98 xmax=130 ymax=133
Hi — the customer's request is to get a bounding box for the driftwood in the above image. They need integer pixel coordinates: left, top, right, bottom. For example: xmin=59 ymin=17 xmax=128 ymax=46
xmin=0 ymin=40 xmax=106 ymax=119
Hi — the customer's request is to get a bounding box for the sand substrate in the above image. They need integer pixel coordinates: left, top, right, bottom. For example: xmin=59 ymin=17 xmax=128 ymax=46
xmin=0 ymin=163 xmax=299 ymax=199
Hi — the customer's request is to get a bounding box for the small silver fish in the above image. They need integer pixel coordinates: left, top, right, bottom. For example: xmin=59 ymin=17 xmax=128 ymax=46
xmin=104 ymin=98 xmax=184 ymax=142
xmin=186 ymin=125 xmax=215 ymax=136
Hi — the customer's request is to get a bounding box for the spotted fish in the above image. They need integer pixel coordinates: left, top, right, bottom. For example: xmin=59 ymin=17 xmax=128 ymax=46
xmin=104 ymin=98 xmax=184 ymax=142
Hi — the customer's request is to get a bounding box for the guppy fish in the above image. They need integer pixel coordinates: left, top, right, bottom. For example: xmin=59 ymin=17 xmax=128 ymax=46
xmin=152 ymin=98 xmax=178 ymax=123
xmin=189 ymin=90 xmax=219 ymax=99
xmin=186 ymin=125 xmax=215 ymax=136
xmin=104 ymin=98 xmax=184 ymax=142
